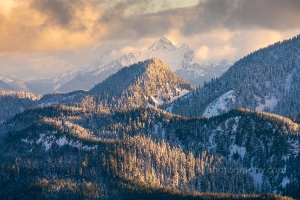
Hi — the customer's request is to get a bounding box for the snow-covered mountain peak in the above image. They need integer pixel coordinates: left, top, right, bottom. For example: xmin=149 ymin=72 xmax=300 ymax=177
xmin=0 ymin=37 xmax=232 ymax=93
xmin=148 ymin=36 xmax=176 ymax=52
xmin=53 ymin=39 xmax=233 ymax=92
xmin=159 ymin=36 xmax=172 ymax=43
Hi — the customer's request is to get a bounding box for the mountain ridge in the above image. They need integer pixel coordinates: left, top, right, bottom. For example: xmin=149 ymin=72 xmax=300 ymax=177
xmin=88 ymin=58 xmax=195 ymax=109
xmin=167 ymin=34 xmax=300 ymax=118
xmin=0 ymin=58 xmax=195 ymax=121
xmin=1 ymin=103 xmax=299 ymax=198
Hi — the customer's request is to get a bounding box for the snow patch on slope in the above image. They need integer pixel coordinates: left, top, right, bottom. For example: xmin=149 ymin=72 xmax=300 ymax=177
xmin=230 ymin=144 xmax=246 ymax=159
xmin=202 ymin=90 xmax=235 ymax=117
xmin=255 ymin=72 xmax=294 ymax=112
xmin=0 ymin=76 xmax=14 ymax=83
xmin=151 ymin=90 xmax=165 ymax=106
xmin=251 ymin=172 xmax=263 ymax=188
xmin=36 ymin=133 xmax=54 ymax=151
xmin=208 ymin=132 xmax=217 ymax=150
xmin=152 ymin=123 xmax=165 ymax=138
xmin=38 ymin=102 xmax=59 ymax=107
xmin=281 ymin=177 xmax=290 ymax=188
xmin=57 ymin=136 xmax=68 ymax=146
xmin=288 ymin=140 xmax=299 ymax=155
xmin=24 ymin=132 xmax=97 ymax=152
xmin=149 ymin=87 xmax=190 ymax=107
xmin=256 ymin=96 xmax=278 ymax=112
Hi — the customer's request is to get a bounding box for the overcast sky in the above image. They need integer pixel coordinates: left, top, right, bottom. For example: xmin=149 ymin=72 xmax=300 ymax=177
xmin=1 ymin=0 xmax=300 ymax=77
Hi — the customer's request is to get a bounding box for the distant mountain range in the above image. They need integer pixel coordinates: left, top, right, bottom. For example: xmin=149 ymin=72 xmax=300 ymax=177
xmin=0 ymin=37 xmax=232 ymax=93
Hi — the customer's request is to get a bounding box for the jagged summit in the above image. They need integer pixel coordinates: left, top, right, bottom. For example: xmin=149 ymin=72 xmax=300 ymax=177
xmin=159 ymin=36 xmax=172 ymax=43
xmin=148 ymin=36 xmax=176 ymax=51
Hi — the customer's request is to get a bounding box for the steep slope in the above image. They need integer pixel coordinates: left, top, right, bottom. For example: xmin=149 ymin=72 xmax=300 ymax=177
xmin=89 ymin=58 xmax=195 ymax=109
xmin=57 ymin=60 xmax=124 ymax=92
xmin=49 ymin=60 xmax=116 ymax=92
xmin=168 ymin=34 xmax=300 ymax=118
xmin=0 ymin=80 xmax=14 ymax=91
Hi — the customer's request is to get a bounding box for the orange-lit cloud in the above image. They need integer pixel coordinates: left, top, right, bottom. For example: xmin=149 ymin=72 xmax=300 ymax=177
xmin=0 ymin=0 xmax=106 ymax=52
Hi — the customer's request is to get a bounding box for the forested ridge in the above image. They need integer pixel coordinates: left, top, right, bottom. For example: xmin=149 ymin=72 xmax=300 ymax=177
xmin=167 ymin=34 xmax=300 ymax=118
xmin=0 ymin=104 xmax=299 ymax=199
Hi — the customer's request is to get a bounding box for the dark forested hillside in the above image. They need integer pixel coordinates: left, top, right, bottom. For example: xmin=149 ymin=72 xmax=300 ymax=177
xmin=167 ymin=35 xmax=300 ymax=118
xmin=0 ymin=105 xmax=299 ymax=199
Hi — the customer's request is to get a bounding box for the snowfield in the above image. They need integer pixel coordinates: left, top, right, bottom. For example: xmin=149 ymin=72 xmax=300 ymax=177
xmin=202 ymin=90 xmax=235 ymax=117
xmin=149 ymin=87 xmax=190 ymax=107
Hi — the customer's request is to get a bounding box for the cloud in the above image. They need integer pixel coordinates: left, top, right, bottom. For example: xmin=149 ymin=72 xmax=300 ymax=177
xmin=2 ymin=0 xmax=300 ymax=53
xmin=195 ymin=46 xmax=210 ymax=60
xmin=1 ymin=0 xmax=300 ymax=77
xmin=181 ymin=0 xmax=300 ymax=36
xmin=98 ymin=0 xmax=176 ymax=41
xmin=95 ymin=0 xmax=300 ymax=43
xmin=31 ymin=0 xmax=78 ymax=27
xmin=226 ymin=0 xmax=300 ymax=30
xmin=0 ymin=0 xmax=106 ymax=52
xmin=228 ymin=29 xmax=291 ymax=59
xmin=0 ymin=43 xmax=112 ymax=77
